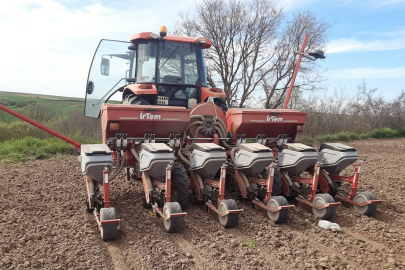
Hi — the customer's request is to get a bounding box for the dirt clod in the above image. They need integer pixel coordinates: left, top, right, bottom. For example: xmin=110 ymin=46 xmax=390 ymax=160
xmin=1 ymin=138 xmax=405 ymax=269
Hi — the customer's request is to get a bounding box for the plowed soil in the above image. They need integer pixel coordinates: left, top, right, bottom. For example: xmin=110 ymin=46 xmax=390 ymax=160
xmin=1 ymin=138 xmax=405 ymax=270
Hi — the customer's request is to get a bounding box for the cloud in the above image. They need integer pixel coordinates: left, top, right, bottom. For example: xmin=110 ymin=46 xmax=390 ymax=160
xmin=327 ymin=37 xmax=405 ymax=53
xmin=327 ymin=66 xmax=405 ymax=79
xmin=0 ymin=0 xmax=201 ymax=98
xmin=367 ymin=0 xmax=405 ymax=7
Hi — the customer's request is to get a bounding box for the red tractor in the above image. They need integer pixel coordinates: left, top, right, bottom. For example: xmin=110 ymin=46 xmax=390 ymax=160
xmin=85 ymin=26 xmax=227 ymax=118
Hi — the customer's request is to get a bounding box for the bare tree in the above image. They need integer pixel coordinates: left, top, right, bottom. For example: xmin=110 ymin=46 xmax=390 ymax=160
xmin=175 ymin=0 xmax=283 ymax=107
xmin=260 ymin=10 xmax=331 ymax=109
xmin=175 ymin=1 xmax=331 ymax=108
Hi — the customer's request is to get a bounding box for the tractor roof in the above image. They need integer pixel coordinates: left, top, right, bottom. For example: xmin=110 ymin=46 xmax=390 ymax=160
xmin=130 ymin=32 xmax=212 ymax=49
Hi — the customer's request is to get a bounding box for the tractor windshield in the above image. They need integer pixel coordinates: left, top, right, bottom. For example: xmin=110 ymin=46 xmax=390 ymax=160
xmin=136 ymin=41 xmax=207 ymax=87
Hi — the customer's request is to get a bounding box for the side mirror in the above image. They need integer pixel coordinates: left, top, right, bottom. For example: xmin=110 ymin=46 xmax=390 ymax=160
xmin=101 ymin=57 xmax=110 ymax=76
xmin=87 ymin=81 xmax=94 ymax=95
xmin=308 ymin=49 xmax=325 ymax=59
xmin=128 ymin=44 xmax=137 ymax=50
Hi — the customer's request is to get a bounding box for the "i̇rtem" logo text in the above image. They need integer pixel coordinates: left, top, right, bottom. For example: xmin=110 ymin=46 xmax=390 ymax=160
xmin=140 ymin=111 xmax=161 ymax=120
xmin=266 ymin=115 xmax=283 ymax=122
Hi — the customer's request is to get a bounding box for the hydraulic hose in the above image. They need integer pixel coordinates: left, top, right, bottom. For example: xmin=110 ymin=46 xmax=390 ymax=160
xmin=214 ymin=127 xmax=230 ymax=149
xmin=231 ymin=147 xmax=237 ymax=164
xmin=213 ymin=117 xmax=227 ymax=135
xmin=110 ymin=151 xmax=121 ymax=178
xmin=195 ymin=172 xmax=204 ymax=189
xmin=184 ymin=120 xmax=203 ymax=134
xmin=214 ymin=121 xmax=226 ymax=137
xmin=130 ymin=148 xmax=140 ymax=163
xmin=110 ymin=151 xmax=126 ymax=181
xmin=190 ymin=115 xmax=205 ymax=122
xmin=192 ymin=126 xmax=203 ymax=145
xmin=186 ymin=114 xmax=230 ymax=149
xmin=178 ymin=149 xmax=190 ymax=166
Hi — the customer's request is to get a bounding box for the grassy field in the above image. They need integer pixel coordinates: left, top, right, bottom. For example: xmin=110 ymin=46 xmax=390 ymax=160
xmin=0 ymin=91 xmax=84 ymax=122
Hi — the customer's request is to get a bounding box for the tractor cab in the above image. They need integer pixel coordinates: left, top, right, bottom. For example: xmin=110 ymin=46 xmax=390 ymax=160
xmin=85 ymin=26 xmax=226 ymax=118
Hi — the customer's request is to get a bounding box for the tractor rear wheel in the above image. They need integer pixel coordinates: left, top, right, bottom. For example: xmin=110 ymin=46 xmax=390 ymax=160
xmin=266 ymin=196 xmax=290 ymax=224
xmin=171 ymin=163 xmax=189 ymax=210
xmin=123 ymin=94 xmax=150 ymax=105
xmin=214 ymin=98 xmax=228 ymax=115
xmin=163 ymin=202 xmax=183 ymax=233
xmin=353 ymin=191 xmax=377 ymax=216
xmin=100 ymin=208 xmax=118 ymax=241
xmin=311 ymin=193 xmax=337 ymax=220
xmin=217 ymin=199 xmax=239 ymax=228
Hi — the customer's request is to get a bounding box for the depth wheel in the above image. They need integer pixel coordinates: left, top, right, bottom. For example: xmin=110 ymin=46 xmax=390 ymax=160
xmin=217 ymin=199 xmax=239 ymax=228
xmin=312 ymin=193 xmax=336 ymax=220
xmin=100 ymin=208 xmax=118 ymax=241
xmin=353 ymin=191 xmax=377 ymax=216
xmin=266 ymin=196 xmax=290 ymax=224
xmin=163 ymin=202 xmax=183 ymax=233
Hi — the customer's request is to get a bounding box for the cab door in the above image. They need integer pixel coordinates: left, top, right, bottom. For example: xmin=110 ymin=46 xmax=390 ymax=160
xmin=85 ymin=39 xmax=135 ymax=118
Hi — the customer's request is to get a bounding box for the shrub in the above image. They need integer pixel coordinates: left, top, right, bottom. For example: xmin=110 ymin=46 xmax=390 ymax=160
xmin=368 ymin=127 xmax=399 ymax=139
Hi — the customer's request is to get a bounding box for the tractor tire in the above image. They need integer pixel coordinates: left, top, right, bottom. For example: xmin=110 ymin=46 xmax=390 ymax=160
xmin=163 ymin=202 xmax=183 ymax=233
xmin=311 ymin=193 xmax=337 ymax=220
xmin=266 ymin=196 xmax=290 ymax=224
xmin=272 ymin=167 xmax=283 ymax=196
xmin=214 ymin=98 xmax=228 ymax=115
xmin=171 ymin=163 xmax=189 ymax=210
xmin=353 ymin=191 xmax=377 ymax=216
xmin=100 ymin=208 xmax=118 ymax=241
xmin=123 ymin=94 xmax=150 ymax=105
xmin=217 ymin=199 xmax=239 ymax=228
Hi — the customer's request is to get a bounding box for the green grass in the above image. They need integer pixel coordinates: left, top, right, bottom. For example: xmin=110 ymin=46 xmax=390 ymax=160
xmin=340 ymin=259 xmax=348 ymax=268
xmin=355 ymin=237 xmax=365 ymax=245
xmin=298 ymin=127 xmax=405 ymax=144
xmin=246 ymin=237 xmax=258 ymax=248
xmin=0 ymin=134 xmax=100 ymax=163
xmin=0 ymin=91 xmax=84 ymax=123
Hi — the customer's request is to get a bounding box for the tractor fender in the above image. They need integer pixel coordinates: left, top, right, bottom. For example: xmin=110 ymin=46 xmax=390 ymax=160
xmin=201 ymin=86 xmax=226 ymax=102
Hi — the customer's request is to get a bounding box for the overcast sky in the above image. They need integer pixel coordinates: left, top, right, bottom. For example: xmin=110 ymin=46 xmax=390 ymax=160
xmin=0 ymin=0 xmax=404 ymax=100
